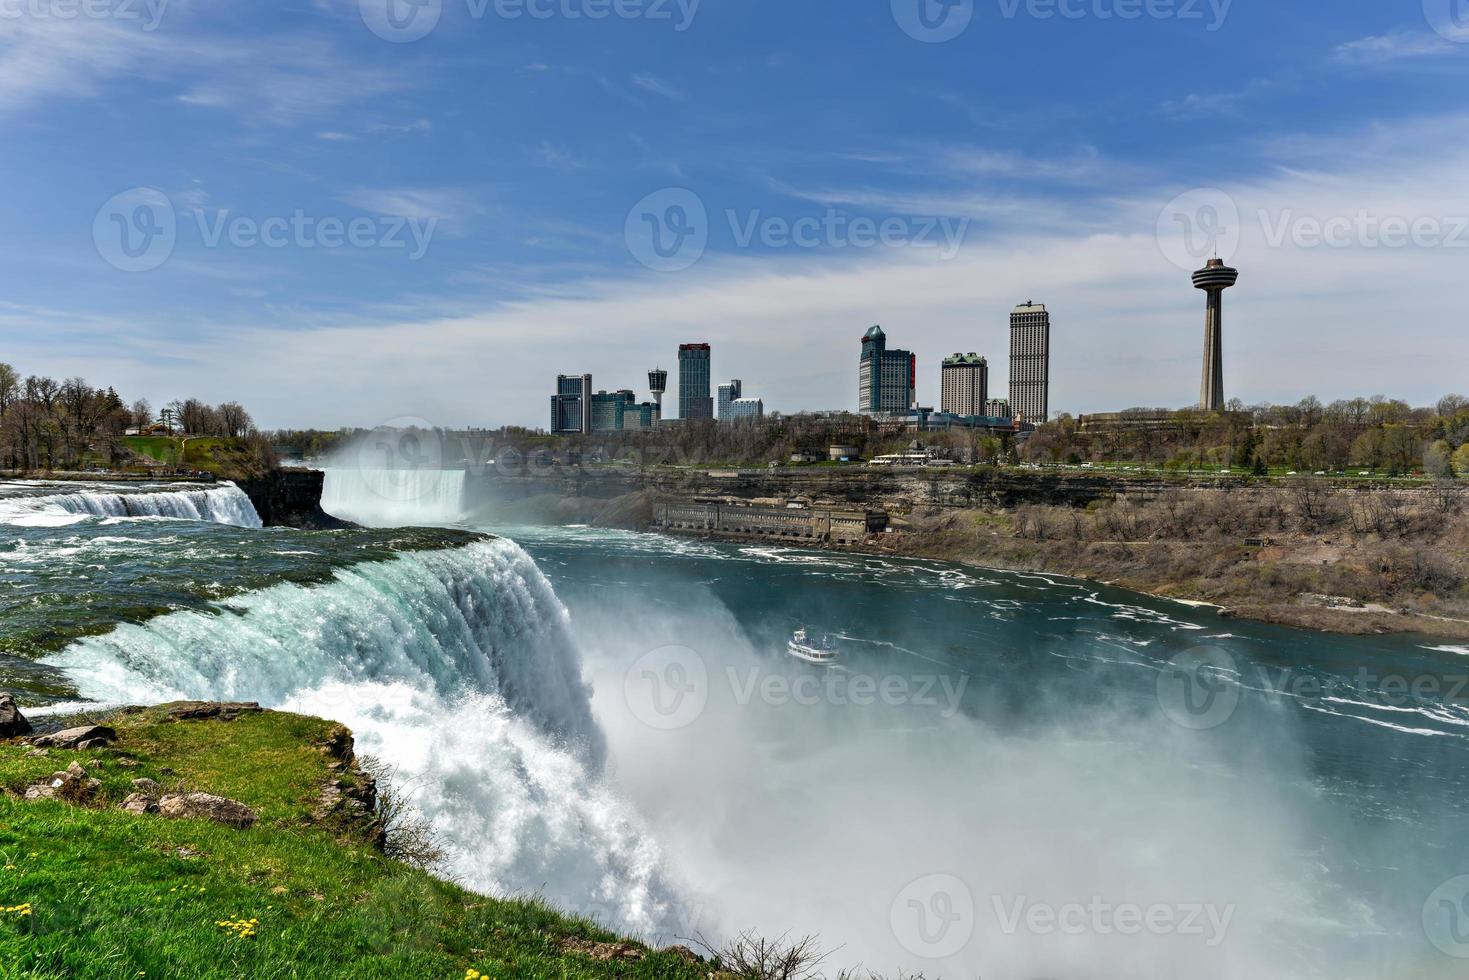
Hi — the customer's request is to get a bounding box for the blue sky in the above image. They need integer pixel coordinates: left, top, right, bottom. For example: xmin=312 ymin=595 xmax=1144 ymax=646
xmin=2 ymin=0 xmax=1467 ymax=428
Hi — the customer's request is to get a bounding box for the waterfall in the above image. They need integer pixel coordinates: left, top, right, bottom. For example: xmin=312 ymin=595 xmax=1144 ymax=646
xmin=321 ymin=468 xmax=467 ymax=526
xmin=0 ymin=483 xmax=262 ymax=528
xmin=41 ymin=536 xmax=676 ymax=937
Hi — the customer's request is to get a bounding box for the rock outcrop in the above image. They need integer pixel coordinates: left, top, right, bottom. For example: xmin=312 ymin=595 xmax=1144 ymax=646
xmin=31 ymin=725 xmax=116 ymax=750
xmin=0 ymin=694 xmax=32 ymax=738
xmin=163 ymin=701 xmax=262 ymax=722
xmin=158 ymin=792 xmax=258 ymax=829
xmin=237 ymin=469 xmax=357 ymax=530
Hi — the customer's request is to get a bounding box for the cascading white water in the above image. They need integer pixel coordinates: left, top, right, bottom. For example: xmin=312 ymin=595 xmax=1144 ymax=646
xmin=0 ymin=484 xmax=262 ymax=528
xmin=321 ymin=468 xmax=467 ymax=526
xmin=41 ymin=536 xmax=677 ymax=938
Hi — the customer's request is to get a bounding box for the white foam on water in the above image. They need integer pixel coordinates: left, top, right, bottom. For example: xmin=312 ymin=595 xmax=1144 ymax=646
xmin=41 ymin=536 xmax=678 ymax=938
xmin=0 ymin=483 xmax=261 ymax=528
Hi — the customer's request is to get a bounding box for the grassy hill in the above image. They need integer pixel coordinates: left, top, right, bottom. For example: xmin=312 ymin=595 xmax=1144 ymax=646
xmin=0 ymin=706 xmax=711 ymax=980
xmin=121 ymin=437 xmax=273 ymax=480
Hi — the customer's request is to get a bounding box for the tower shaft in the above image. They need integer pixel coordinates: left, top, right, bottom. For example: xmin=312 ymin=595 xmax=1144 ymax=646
xmin=1200 ymin=289 xmax=1224 ymax=412
xmin=1191 ymin=259 xmax=1238 ymax=413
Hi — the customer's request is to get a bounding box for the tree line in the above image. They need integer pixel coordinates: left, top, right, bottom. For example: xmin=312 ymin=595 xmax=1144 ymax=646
xmin=1025 ymin=395 xmax=1469 ymax=477
xmin=0 ymin=362 xmax=260 ymax=473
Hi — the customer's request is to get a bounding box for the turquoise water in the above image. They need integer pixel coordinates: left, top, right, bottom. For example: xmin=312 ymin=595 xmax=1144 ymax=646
xmin=4 ymin=476 xmax=1469 ymax=978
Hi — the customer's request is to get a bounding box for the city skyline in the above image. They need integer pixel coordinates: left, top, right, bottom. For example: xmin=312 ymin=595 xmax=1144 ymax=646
xmin=7 ymin=4 xmax=1463 ymax=428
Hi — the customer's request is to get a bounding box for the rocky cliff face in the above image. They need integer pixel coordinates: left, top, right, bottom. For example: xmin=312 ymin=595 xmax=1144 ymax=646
xmin=238 ymin=469 xmax=356 ymax=529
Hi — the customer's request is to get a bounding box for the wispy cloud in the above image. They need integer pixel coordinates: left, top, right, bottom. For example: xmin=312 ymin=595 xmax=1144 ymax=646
xmin=1333 ymin=28 xmax=1461 ymax=65
xmin=0 ymin=16 xmax=172 ymax=114
xmin=336 ymin=187 xmax=486 ymax=235
xmin=630 ymin=72 xmax=684 ymax=101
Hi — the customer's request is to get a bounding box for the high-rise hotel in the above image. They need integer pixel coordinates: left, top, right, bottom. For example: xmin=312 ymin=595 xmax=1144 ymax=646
xmin=858 ymin=326 xmax=916 ymax=415
xmin=551 ymin=373 xmax=593 ymax=434
xmin=1008 ymin=302 xmax=1050 ymax=424
xmin=940 ymin=353 xmax=988 ymax=417
xmin=678 ymin=343 xmax=713 ymax=421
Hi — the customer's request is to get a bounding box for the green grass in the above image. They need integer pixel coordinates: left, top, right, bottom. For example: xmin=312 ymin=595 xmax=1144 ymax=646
xmin=119 ymin=438 xmax=266 ymax=480
xmin=0 ymin=708 xmax=708 ymax=980
xmin=122 ymin=436 xmax=183 ymax=467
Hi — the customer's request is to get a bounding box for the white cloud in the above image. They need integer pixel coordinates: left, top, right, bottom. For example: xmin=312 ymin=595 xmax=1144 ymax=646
xmin=1333 ymin=29 xmax=1461 ymax=65
xmin=630 ymin=72 xmax=683 ymax=101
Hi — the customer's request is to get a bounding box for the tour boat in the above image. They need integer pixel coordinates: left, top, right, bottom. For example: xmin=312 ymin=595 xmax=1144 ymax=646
xmin=788 ymin=628 xmax=839 ymax=666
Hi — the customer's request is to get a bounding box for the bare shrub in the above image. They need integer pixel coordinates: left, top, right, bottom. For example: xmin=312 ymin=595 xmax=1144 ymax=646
xmin=692 ymin=931 xmax=927 ymax=980
xmin=359 ymin=755 xmax=447 ymax=873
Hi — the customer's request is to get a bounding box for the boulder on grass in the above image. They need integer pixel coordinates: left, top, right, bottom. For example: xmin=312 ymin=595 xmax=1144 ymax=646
xmin=158 ymin=792 xmax=257 ymax=829
xmin=119 ymin=793 xmax=159 ymax=815
xmin=32 ymin=725 xmax=116 ymax=750
xmin=24 ymin=761 xmax=100 ymax=803
xmin=164 ymin=702 xmax=262 ymax=722
xmin=0 ymin=694 xmax=32 ymax=738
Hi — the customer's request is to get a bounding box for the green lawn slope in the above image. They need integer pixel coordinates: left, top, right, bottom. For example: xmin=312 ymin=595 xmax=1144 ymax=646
xmin=0 ymin=706 xmax=709 ymax=980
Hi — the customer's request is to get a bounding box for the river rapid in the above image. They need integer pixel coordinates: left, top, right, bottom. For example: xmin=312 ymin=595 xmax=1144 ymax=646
xmin=4 ymin=471 xmax=1468 ymax=979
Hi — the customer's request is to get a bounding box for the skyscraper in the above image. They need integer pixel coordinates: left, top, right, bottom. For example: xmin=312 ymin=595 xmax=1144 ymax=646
xmin=1193 ymin=258 xmax=1239 ymax=412
xmin=941 ymin=353 xmax=988 ymax=416
xmin=858 ymin=326 xmax=916 ymax=415
xmin=1009 ymin=302 xmax=1050 ymax=424
xmin=550 ymin=373 xmax=593 ymax=434
xmin=718 ymin=379 xmax=743 ymax=422
xmin=678 ymin=344 xmax=713 ymax=421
